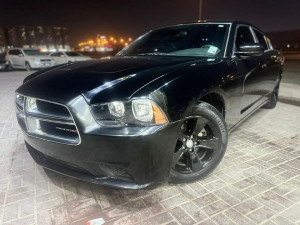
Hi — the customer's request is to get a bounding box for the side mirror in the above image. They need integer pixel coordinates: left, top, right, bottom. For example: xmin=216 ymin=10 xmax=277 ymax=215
xmin=18 ymin=54 xmax=24 ymax=57
xmin=235 ymin=43 xmax=264 ymax=56
xmin=60 ymin=54 xmax=65 ymax=58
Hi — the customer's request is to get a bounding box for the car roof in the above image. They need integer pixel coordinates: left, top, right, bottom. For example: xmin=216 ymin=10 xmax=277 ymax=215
xmin=9 ymin=48 xmax=38 ymax=50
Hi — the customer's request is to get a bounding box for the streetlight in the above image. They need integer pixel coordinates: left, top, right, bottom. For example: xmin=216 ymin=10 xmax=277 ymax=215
xmin=198 ymin=0 xmax=203 ymax=22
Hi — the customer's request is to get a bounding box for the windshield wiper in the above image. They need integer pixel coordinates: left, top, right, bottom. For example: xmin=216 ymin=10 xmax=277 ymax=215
xmin=137 ymin=52 xmax=175 ymax=56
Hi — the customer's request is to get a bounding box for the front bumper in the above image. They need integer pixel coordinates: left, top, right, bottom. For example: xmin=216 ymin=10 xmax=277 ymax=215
xmin=17 ymin=95 xmax=180 ymax=189
xmin=0 ymin=63 xmax=7 ymax=70
xmin=24 ymin=122 xmax=179 ymax=189
xmin=30 ymin=61 xmax=54 ymax=69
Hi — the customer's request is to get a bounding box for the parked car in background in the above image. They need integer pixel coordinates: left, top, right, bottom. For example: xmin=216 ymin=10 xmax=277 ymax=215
xmin=0 ymin=59 xmax=9 ymax=71
xmin=50 ymin=51 xmax=92 ymax=65
xmin=5 ymin=49 xmax=54 ymax=71
xmin=15 ymin=21 xmax=283 ymax=189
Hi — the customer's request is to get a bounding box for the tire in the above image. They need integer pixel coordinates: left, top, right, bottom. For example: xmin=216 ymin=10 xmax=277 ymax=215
xmin=169 ymin=102 xmax=228 ymax=183
xmin=263 ymin=85 xmax=279 ymax=109
xmin=6 ymin=61 xmax=13 ymax=71
xmin=25 ymin=62 xmax=31 ymax=71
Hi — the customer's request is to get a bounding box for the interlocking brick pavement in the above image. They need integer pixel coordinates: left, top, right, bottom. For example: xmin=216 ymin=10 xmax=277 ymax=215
xmin=0 ymin=71 xmax=299 ymax=225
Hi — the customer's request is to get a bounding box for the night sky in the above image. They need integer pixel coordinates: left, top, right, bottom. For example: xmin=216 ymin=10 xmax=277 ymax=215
xmin=1 ymin=0 xmax=300 ymax=46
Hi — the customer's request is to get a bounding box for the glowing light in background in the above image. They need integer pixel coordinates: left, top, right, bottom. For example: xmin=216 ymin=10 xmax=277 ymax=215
xmin=78 ymin=35 xmax=133 ymax=51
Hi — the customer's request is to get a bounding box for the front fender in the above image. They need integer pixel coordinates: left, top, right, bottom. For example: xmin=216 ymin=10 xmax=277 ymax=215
xmin=133 ymin=59 xmax=235 ymax=122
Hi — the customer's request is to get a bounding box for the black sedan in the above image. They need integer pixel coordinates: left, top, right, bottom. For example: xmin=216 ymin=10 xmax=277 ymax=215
xmin=15 ymin=21 xmax=283 ymax=189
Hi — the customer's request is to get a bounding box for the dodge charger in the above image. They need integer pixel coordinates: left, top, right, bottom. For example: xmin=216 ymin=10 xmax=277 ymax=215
xmin=15 ymin=21 xmax=283 ymax=189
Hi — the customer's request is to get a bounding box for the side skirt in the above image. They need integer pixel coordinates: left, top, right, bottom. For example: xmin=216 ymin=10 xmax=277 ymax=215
xmin=228 ymin=99 xmax=269 ymax=134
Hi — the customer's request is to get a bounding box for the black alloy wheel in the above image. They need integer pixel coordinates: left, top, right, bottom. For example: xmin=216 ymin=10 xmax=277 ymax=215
xmin=169 ymin=102 xmax=228 ymax=183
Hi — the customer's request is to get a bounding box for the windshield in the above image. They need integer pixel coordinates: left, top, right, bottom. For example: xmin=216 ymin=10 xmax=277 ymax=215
xmin=119 ymin=24 xmax=230 ymax=57
xmin=23 ymin=50 xmax=45 ymax=56
xmin=66 ymin=52 xmax=82 ymax=57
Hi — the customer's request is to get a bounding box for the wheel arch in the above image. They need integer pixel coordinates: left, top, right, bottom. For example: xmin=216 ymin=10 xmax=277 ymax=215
xmin=6 ymin=59 xmax=14 ymax=66
xmin=177 ymin=87 xmax=228 ymax=122
xmin=199 ymin=89 xmax=227 ymax=119
xmin=24 ymin=61 xmax=32 ymax=70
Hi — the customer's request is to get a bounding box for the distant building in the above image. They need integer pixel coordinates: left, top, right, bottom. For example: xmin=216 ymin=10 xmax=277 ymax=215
xmin=0 ymin=25 xmax=70 ymax=53
xmin=0 ymin=28 xmax=8 ymax=52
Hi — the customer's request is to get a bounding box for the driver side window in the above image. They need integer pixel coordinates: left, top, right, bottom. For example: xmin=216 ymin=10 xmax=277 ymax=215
xmin=16 ymin=50 xmax=23 ymax=56
xmin=51 ymin=52 xmax=61 ymax=57
xmin=235 ymin=26 xmax=255 ymax=50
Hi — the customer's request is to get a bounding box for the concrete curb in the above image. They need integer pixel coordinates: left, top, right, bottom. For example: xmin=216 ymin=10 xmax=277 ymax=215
xmin=278 ymin=96 xmax=300 ymax=106
xmin=278 ymin=82 xmax=300 ymax=107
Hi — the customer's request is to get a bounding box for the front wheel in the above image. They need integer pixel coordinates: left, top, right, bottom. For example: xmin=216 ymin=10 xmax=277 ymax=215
xmin=5 ymin=61 xmax=13 ymax=71
xmin=25 ymin=62 xmax=31 ymax=71
xmin=169 ymin=102 xmax=228 ymax=183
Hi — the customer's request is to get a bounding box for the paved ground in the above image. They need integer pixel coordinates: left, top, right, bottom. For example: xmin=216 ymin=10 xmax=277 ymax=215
xmin=278 ymin=61 xmax=300 ymax=106
xmin=0 ymin=65 xmax=299 ymax=225
xmin=282 ymin=61 xmax=300 ymax=85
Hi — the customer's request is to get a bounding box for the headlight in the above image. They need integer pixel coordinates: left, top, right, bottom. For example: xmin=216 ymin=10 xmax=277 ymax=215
xmin=91 ymin=98 xmax=168 ymax=126
xmin=108 ymin=101 xmax=125 ymax=117
xmin=132 ymin=99 xmax=153 ymax=122
xmin=26 ymin=97 xmax=37 ymax=112
xmin=15 ymin=94 xmax=25 ymax=110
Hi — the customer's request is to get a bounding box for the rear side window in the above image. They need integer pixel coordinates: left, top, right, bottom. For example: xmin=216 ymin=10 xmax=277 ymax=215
xmin=235 ymin=26 xmax=255 ymax=49
xmin=254 ymin=30 xmax=268 ymax=50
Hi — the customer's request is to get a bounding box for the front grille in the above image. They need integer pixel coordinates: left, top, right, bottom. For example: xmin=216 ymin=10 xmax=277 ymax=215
xmin=36 ymin=100 xmax=70 ymax=118
xmin=17 ymin=97 xmax=80 ymax=145
xmin=107 ymin=165 xmax=131 ymax=178
xmin=43 ymin=154 xmax=91 ymax=174
xmin=40 ymin=59 xmax=51 ymax=62
xmin=39 ymin=121 xmax=78 ymax=141
xmin=27 ymin=145 xmax=134 ymax=182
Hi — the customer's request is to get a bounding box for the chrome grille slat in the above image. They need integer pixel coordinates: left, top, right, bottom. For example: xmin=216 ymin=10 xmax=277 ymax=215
xmin=26 ymin=110 xmax=72 ymax=120
xmin=26 ymin=113 xmax=74 ymax=125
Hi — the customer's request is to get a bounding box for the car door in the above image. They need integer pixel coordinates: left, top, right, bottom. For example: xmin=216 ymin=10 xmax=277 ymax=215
xmin=8 ymin=50 xmax=17 ymax=66
xmin=51 ymin=52 xmax=67 ymax=65
xmin=60 ymin=53 xmax=69 ymax=64
xmin=252 ymin=29 xmax=280 ymax=98
xmin=15 ymin=49 xmax=25 ymax=67
xmin=233 ymin=26 xmax=266 ymax=114
xmin=50 ymin=52 xmax=60 ymax=65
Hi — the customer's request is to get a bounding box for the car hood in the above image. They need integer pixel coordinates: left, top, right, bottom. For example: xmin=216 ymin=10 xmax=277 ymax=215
xmin=70 ymin=56 xmax=91 ymax=60
xmin=17 ymin=56 xmax=208 ymax=104
xmin=26 ymin=55 xmax=52 ymax=59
